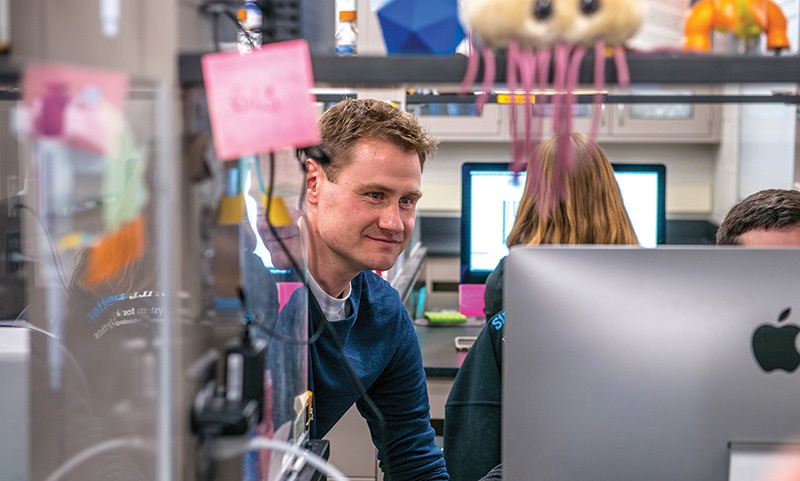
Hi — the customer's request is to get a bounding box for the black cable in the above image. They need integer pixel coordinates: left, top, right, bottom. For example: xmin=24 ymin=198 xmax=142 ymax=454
xmin=18 ymin=203 xmax=70 ymax=293
xmin=225 ymin=9 xmax=258 ymax=51
xmin=249 ymin=152 xmax=327 ymax=346
xmin=199 ymin=1 xmax=259 ymax=51
xmin=296 ymin=146 xmax=331 ymax=170
xmin=211 ymin=12 xmax=221 ymax=52
xmin=3 ymin=318 xmax=93 ymax=408
xmin=248 ymin=149 xmax=392 ymax=477
xmin=197 ymin=429 xmax=221 ymax=481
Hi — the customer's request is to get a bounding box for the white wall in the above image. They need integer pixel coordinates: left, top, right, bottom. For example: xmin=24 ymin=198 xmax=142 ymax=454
xmin=739 ymin=85 xmax=798 ymax=196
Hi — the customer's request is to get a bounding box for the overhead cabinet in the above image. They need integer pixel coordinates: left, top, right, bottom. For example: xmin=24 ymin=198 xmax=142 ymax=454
xmin=407 ymin=87 xmax=721 ymax=144
xmin=606 ymin=87 xmax=720 ymax=142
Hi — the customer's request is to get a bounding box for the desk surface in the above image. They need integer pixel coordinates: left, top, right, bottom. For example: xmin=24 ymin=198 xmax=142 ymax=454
xmin=414 ymin=323 xmax=485 ymax=378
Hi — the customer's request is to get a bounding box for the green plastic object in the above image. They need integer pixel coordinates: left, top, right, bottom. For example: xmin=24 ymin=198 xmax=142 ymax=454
xmin=424 ymin=311 xmax=467 ymax=323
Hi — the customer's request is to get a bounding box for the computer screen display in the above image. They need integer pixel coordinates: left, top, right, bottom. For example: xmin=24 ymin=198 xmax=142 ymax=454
xmin=460 ymin=162 xmax=666 ymax=283
xmin=503 ymin=246 xmax=800 ymax=481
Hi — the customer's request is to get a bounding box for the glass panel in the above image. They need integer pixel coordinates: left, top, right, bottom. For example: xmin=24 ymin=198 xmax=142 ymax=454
xmin=242 ymin=151 xmax=310 ymax=450
xmin=188 ymin=83 xmax=311 ymax=479
xmin=13 ymin=76 xmax=168 ymax=481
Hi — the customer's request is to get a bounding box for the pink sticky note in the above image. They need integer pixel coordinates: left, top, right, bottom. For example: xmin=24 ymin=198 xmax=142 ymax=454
xmin=459 ymin=283 xmax=486 ymax=317
xmin=278 ymin=282 xmax=304 ymax=312
xmin=21 ymin=63 xmax=129 ymax=157
xmin=201 ymin=39 xmax=321 ymax=161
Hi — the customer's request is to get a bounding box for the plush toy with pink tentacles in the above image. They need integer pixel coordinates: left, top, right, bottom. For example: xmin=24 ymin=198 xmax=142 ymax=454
xmin=460 ymin=0 xmax=645 ymax=211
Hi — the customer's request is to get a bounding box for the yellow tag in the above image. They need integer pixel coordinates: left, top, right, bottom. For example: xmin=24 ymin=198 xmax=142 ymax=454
xmin=496 ymin=93 xmax=536 ymax=105
xmin=262 ymin=193 xmax=293 ymax=227
xmin=217 ymin=195 xmax=245 ymax=225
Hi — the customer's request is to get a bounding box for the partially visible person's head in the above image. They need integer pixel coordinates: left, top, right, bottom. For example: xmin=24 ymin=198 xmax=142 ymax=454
xmin=258 ymin=209 xmax=304 ymax=271
xmin=306 ymin=99 xmax=437 ymax=292
xmin=716 ymin=189 xmax=800 ymax=246
xmin=317 ymin=98 xmax=438 ymax=181
xmin=506 ymin=132 xmax=638 ymax=247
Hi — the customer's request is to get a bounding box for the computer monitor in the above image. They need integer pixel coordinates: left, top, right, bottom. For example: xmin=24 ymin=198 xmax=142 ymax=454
xmin=503 ymin=246 xmax=800 ymax=481
xmin=459 ymin=162 xmax=666 ymax=283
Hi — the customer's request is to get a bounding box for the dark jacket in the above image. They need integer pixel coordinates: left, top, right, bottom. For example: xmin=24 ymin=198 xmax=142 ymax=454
xmin=483 ymin=257 xmax=506 ymax=321
xmin=443 ymin=310 xmax=506 ymax=481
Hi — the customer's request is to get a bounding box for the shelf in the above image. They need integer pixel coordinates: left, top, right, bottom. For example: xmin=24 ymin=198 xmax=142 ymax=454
xmin=407 ymin=93 xmax=800 ymax=105
xmin=179 ymin=51 xmax=800 ymax=87
xmin=0 ymin=56 xmax=20 ymax=85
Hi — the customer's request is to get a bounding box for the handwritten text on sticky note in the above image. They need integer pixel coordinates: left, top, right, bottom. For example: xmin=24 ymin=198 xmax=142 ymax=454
xmin=202 ymin=39 xmax=320 ymax=161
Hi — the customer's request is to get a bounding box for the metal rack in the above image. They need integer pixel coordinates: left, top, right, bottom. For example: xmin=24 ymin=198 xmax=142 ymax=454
xmin=178 ymin=52 xmax=800 ymax=87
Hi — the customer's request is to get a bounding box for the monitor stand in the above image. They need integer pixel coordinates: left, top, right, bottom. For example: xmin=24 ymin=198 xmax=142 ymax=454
xmin=729 ymin=442 xmax=800 ymax=481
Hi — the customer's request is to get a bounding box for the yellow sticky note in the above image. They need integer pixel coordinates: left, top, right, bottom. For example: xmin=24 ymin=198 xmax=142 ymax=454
xmin=262 ymin=193 xmax=293 ymax=227
xmin=57 ymin=231 xmax=92 ymax=251
xmin=218 ymin=195 xmax=245 ymax=225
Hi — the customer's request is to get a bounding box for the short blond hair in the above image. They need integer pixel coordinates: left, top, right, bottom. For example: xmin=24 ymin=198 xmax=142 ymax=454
xmin=317 ymin=98 xmax=438 ymax=181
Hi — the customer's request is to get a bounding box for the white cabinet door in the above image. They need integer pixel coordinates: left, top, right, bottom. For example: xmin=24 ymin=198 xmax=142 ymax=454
xmin=409 ymin=103 xmax=504 ymax=142
xmin=409 ymin=89 xmax=720 ymax=144
xmin=607 ymin=88 xmax=720 ymax=142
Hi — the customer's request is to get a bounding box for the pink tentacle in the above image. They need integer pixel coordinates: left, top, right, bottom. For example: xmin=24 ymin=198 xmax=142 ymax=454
xmin=613 ymin=45 xmax=631 ymax=88
xmin=526 ymin=48 xmax=551 ymax=213
xmin=519 ymin=48 xmax=536 ymax=176
xmin=551 ymin=42 xmax=573 ymax=209
xmin=565 ymin=44 xmax=586 ymax=179
xmin=533 ymin=48 xmax=551 ymax=151
xmin=459 ymin=34 xmax=481 ymax=96
xmin=535 ymin=48 xmax=552 ymax=108
xmin=591 ymin=39 xmax=606 ymax=142
xmin=476 ymin=45 xmax=496 ymax=115
xmin=507 ymin=40 xmax=524 ymax=174
xmin=551 ymin=43 xmax=567 ymax=140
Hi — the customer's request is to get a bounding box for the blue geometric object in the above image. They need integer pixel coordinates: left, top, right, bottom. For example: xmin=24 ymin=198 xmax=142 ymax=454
xmin=377 ymin=0 xmax=466 ymax=55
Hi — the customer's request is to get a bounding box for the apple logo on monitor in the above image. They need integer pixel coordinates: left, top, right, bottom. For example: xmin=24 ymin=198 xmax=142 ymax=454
xmin=752 ymin=307 xmax=800 ymax=372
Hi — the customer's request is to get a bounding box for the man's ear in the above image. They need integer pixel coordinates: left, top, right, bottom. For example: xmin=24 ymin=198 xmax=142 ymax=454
xmin=307 ymin=159 xmax=321 ymax=205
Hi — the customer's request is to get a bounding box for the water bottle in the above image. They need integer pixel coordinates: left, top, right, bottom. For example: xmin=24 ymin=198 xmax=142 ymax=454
xmin=0 ymin=0 xmax=8 ymax=54
xmin=334 ymin=9 xmax=358 ymax=56
xmin=238 ymin=1 xmax=263 ymax=54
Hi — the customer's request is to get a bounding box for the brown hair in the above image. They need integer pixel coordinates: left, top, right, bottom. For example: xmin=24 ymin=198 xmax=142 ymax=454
xmin=506 ymin=132 xmax=638 ymax=247
xmin=716 ymin=188 xmax=800 ymax=245
xmin=317 ymin=98 xmax=438 ymax=181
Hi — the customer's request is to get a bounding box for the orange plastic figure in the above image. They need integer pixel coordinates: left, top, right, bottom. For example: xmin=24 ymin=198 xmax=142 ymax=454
xmin=682 ymin=0 xmax=789 ymax=52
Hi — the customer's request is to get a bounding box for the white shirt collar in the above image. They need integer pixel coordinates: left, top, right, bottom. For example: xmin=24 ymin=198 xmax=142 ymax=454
xmin=307 ymin=272 xmax=352 ymax=321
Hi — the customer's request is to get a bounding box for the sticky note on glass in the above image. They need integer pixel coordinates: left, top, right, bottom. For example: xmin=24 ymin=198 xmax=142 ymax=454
xmin=201 ymin=39 xmax=321 ymax=161
xmin=218 ymin=195 xmax=245 ymax=225
xmin=459 ymin=283 xmax=486 ymax=317
xmin=261 ymin=193 xmax=293 ymax=227
xmin=278 ymin=282 xmax=303 ymax=312
xmin=21 ymin=63 xmax=129 ymax=157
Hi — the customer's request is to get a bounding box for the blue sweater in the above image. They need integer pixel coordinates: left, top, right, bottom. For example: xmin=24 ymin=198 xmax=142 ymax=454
xmin=274 ymin=270 xmax=448 ymax=480
xmin=312 ymin=270 xmax=447 ymax=480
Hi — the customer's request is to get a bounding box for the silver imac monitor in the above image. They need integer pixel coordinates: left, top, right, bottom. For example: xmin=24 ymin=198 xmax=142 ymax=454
xmin=503 ymin=246 xmax=800 ymax=481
